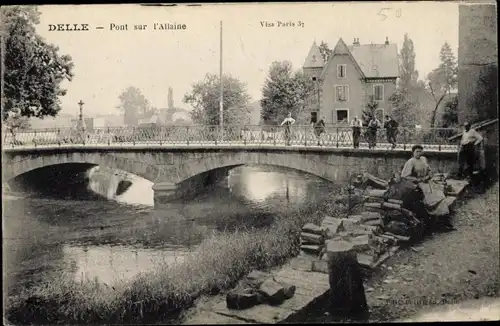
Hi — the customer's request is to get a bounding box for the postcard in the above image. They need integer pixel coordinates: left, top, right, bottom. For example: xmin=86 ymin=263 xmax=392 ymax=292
xmin=2 ymin=2 xmax=498 ymax=325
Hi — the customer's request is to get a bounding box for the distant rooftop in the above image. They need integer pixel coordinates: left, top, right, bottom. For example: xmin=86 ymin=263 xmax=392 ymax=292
xmin=304 ymin=37 xmax=399 ymax=79
xmin=348 ymin=42 xmax=399 ymax=78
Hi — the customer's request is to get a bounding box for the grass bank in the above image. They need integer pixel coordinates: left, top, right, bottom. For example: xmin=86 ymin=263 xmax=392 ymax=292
xmin=5 ymin=198 xmax=345 ymax=324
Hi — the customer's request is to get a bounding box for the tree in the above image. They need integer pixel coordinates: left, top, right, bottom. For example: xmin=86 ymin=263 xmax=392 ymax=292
xmin=260 ymin=61 xmax=315 ymax=125
xmin=362 ymin=98 xmax=379 ymax=125
xmin=1 ymin=6 xmax=74 ymax=120
xmin=389 ymin=34 xmax=420 ymax=126
xmin=399 ymin=33 xmax=419 ymax=91
xmin=183 ymin=73 xmax=251 ymax=125
xmin=427 ymin=42 xmax=458 ymax=127
xmin=117 ymin=86 xmax=151 ymax=126
xmin=389 ymin=90 xmax=420 ymax=126
xmin=441 ymin=94 xmax=458 ymax=127
xmin=318 ymin=41 xmax=333 ymax=64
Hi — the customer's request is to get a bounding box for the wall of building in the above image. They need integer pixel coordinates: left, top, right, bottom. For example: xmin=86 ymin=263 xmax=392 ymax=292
xmin=458 ymin=4 xmax=498 ymax=124
xmin=321 ymin=55 xmax=365 ymax=124
xmin=365 ymin=79 xmax=398 ymax=120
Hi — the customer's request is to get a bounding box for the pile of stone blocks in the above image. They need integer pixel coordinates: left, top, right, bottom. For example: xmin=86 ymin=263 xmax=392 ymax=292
xmin=300 ymin=223 xmax=326 ymax=256
xmin=318 ymin=212 xmax=409 ymax=270
xmin=226 ymin=270 xmax=296 ymax=310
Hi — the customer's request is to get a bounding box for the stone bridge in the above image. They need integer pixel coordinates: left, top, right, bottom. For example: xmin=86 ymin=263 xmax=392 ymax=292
xmin=2 ymin=144 xmax=458 ymax=207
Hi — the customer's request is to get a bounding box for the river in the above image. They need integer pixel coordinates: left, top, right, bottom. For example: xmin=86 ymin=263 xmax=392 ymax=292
xmin=3 ymin=165 xmax=340 ymax=296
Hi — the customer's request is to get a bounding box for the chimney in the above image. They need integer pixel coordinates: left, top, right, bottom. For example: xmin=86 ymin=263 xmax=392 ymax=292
xmin=353 ymin=38 xmax=360 ymax=45
xmin=385 ymin=36 xmax=389 ymax=45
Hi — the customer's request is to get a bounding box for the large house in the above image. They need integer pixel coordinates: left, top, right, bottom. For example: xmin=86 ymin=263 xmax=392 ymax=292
xmin=302 ymin=37 xmax=399 ymax=125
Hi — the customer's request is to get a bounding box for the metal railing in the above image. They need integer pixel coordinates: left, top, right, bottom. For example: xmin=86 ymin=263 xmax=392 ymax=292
xmin=2 ymin=125 xmax=460 ymax=152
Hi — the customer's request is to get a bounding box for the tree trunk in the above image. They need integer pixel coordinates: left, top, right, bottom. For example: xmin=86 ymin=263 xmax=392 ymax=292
xmin=326 ymin=240 xmax=369 ymax=320
xmin=430 ymin=94 xmax=447 ymax=128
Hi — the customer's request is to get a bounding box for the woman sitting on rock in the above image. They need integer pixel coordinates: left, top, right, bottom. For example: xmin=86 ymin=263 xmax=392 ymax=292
xmin=401 ymin=144 xmax=432 ymax=183
xmin=400 ymin=144 xmax=452 ymax=230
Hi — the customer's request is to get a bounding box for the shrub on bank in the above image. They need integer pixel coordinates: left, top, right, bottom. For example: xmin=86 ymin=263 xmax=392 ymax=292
xmin=5 ymin=203 xmax=338 ymax=325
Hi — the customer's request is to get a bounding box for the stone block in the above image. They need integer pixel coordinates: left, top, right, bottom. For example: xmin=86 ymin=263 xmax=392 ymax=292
xmin=245 ymin=270 xmax=270 ymax=288
xmin=343 ymin=222 xmax=379 ymax=234
xmin=346 ymin=215 xmax=363 ymax=224
xmin=429 ymin=196 xmax=458 ymax=217
xmin=363 ymin=219 xmax=382 ymax=227
xmin=325 ymin=239 xmax=355 ymax=258
xmin=363 ymin=202 xmax=384 ymax=212
xmin=356 ymin=253 xmax=374 ymax=268
xmin=258 ymin=279 xmax=287 ymax=306
xmin=274 ymin=280 xmax=296 ymax=300
xmin=321 ymin=216 xmax=344 ymax=237
xmin=300 ymin=232 xmax=324 ymax=245
xmin=348 ymin=234 xmax=371 ymax=252
xmin=226 ymin=288 xmax=264 ymax=310
xmin=312 ymin=259 xmax=329 ymax=274
xmin=367 ymin=189 xmax=386 ymax=198
xmin=301 ymin=244 xmax=323 ymax=255
xmin=302 ymin=223 xmax=325 ymax=235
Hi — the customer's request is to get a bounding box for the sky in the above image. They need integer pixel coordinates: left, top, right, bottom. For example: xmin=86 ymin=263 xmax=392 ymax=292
xmin=36 ymin=2 xmax=460 ymax=117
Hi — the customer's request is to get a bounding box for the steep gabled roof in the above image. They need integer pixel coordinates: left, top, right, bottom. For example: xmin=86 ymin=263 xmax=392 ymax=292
xmin=320 ymin=38 xmax=366 ymax=79
xmin=348 ymin=43 xmax=399 ymax=78
xmin=303 ymin=41 xmax=324 ymax=68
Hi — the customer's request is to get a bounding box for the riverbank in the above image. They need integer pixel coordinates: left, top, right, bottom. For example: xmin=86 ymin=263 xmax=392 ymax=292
xmin=4 ymin=197 xmax=345 ymax=324
xmin=303 ymin=182 xmax=499 ymax=322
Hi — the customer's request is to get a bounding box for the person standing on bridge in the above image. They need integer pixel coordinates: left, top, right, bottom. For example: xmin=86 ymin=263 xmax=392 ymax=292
xmin=312 ymin=116 xmax=326 ymax=146
xmin=350 ymin=116 xmax=363 ymax=148
xmin=457 ymin=122 xmax=483 ymax=180
xmin=367 ymin=115 xmax=381 ymax=149
xmin=384 ymin=115 xmax=399 ymax=149
xmin=281 ymin=112 xmax=296 ymax=146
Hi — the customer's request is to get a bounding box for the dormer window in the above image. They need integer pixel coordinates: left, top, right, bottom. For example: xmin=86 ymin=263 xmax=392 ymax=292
xmin=337 ymin=64 xmax=346 ymax=78
xmin=312 ymin=55 xmax=317 ymax=63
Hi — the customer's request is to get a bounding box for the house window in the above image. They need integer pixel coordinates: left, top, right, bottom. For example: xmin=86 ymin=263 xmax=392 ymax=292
xmin=375 ymin=108 xmax=384 ymax=123
xmin=335 ymin=85 xmax=349 ymax=102
xmin=310 ymin=111 xmax=318 ymax=124
xmin=337 ymin=64 xmax=346 ymax=78
xmin=373 ymin=84 xmax=384 ymax=101
xmin=335 ymin=109 xmax=349 ymax=124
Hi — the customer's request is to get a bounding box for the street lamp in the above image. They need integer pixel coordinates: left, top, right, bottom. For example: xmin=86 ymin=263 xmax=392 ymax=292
xmin=77 ymin=100 xmax=86 ymax=132
xmin=76 ymin=100 xmax=87 ymax=144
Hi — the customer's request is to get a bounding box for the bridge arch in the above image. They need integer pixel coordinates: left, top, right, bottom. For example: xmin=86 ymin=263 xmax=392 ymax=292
xmin=161 ymin=151 xmax=354 ymax=185
xmin=2 ymin=151 xmax=161 ymax=183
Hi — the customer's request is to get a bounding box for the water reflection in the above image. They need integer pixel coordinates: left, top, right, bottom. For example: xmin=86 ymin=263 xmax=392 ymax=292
xmin=3 ymin=164 xmax=339 ymax=295
xmin=64 ymin=245 xmax=187 ymax=285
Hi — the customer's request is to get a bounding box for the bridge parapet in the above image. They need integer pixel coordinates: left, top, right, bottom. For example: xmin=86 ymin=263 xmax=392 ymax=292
xmin=2 ymin=125 xmax=460 ymax=152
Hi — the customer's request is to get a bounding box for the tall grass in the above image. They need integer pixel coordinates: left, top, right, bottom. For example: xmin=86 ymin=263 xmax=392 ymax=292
xmin=5 ymin=200 xmax=344 ymax=325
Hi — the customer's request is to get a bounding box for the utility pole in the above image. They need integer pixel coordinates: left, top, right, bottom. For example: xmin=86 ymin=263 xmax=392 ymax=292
xmin=219 ymin=20 xmax=224 ymax=141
